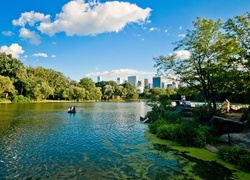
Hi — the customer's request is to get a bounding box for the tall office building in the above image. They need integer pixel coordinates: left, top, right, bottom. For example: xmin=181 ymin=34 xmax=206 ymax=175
xmin=137 ymin=80 xmax=144 ymax=88
xmin=144 ymin=78 xmax=149 ymax=89
xmin=128 ymin=76 xmax=138 ymax=87
xmin=152 ymin=76 xmax=162 ymax=88
xmin=97 ymin=76 xmax=102 ymax=82
xmin=117 ymin=77 xmax=121 ymax=85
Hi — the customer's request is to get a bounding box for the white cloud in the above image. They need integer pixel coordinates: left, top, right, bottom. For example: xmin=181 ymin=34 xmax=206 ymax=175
xmin=32 ymin=53 xmax=48 ymax=58
xmin=179 ymin=26 xmax=182 ymax=30
xmin=85 ymin=68 xmax=155 ymax=81
xmin=37 ymin=0 xmax=151 ymax=36
xmin=149 ymin=27 xmax=160 ymax=32
xmin=12 ymin=11 xmax=50 ymax=27
xmin=170 ymin=50 xmax=191 ymax=60
xmin=164 ymin=29 xmax=168 ymax=33
xmin=0 ymin=43 xmax=24 ymax=58
xmin=19 ymin=27 xmax=41 ymax=45
xmin=51 ymin=55 xmax=56 ymax=58
xmin=178 ymin=34 xmax=186 ymax=37
xmin=2 ymin=31 xmax=15 ymax=36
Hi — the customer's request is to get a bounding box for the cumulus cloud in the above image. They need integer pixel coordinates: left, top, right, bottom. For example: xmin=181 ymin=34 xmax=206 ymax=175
xmin=32 ymin=53 xmax=48 ymax=58
xmin=0 ymin=43 xmax=24 ymax=58
xmin=170 ymin=50 xmax=191 ymax=60
xmin=149 ymin=27 xmax=160 ymax=32
xmin=12 ymin=11 xmax=50 ymax=27
xmin=19 ymin=27 xmax=41 ymax=45
xmin=2 ymin=31 xmax=15 ymax=36
xmin=12 ymin=0 xmax=150 ymax=37
xmin=85 ymin=68 xmax=155 ymax=81
xmin=178 ymin=34 xmax=186 ymax=37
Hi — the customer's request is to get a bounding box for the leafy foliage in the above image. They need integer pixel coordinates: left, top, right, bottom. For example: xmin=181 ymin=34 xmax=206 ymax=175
xmin=218 ymin=145 xmax=250 ymax=172
xmin=154 ymin=17 xmax=241 ymax=110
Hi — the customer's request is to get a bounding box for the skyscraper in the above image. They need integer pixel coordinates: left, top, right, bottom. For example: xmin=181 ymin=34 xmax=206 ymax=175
xmin=144 ymin=78 xmax=149 ymax=89
xmin=117 ymin=77 xmax=121 ymax=85
xmin=128 ymin=76 xmax=138 ymax=87
xmin=97 ymin=76 xmax=102 ymax=82
xmin=152 ymin=76 xmax=162 ymax=88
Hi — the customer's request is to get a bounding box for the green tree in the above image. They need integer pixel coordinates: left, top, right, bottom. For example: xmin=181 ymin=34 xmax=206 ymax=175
xmin=0 ymin=52 xmax=26 ymax=95
xmin=154 ymin=17 xmax=239 ymax=110
xmin=103 ymin=84 xmax=115 ymax=100
xmin=69 ymin=85 xmax=86 ymax=101
xmin=122 ymin=82 xmax=138 ymax=99
xmin=0 ymin=75 xmax=15 ymax=98
xmin=33 ymin=82 xmax=54 ymax=100
xmin=224 ymin=11 xmax=250 ymax=93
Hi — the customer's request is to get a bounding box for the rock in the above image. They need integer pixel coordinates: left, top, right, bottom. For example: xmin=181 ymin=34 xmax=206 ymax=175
xmin=173 ymin=105 xmax=193 ymax=117
xmin=210 ymin=116 xmax=246 ymax=134
xmin=240 ymin=106 xmax=250 ymax=122
xmin=205 ymin=144 xmax=218 ymax=153
xmin=219 ymin=133 xmax=250 ymax=151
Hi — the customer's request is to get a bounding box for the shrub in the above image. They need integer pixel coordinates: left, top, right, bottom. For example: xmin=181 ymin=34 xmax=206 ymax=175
xmin=148 ymin=119 xmax=167 ymax=134
xmin=238 ymin=154 xmax=250 ymax=172
xmin=193 ymin=125 xmax=208 ymax=148
xmin=11 ymin=95 xmax=31 ymax=103
xmin=162 ymin=110 xmax=182 ymax=124
xmin=193 ymin=105 xmax=216 ymax=124
xmin=154 ymin=120 xmax=208 ymax=148
xmin=156 ymin=124 xmax=179 ymax=140
xmin=218 ymin=145 xmax=248 ymax=165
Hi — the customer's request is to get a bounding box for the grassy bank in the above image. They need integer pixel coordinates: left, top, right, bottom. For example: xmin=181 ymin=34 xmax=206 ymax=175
xmin=146 ymin=132 xmax=250 ymax=179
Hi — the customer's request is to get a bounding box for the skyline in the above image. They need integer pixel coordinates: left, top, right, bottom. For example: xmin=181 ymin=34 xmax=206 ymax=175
xmin=0 ymin=0 xmax=249 ymax=82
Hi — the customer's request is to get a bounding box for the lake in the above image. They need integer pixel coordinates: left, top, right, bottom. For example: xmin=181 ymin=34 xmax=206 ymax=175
xmin=0 ymin=102 xmax=243 ymax=179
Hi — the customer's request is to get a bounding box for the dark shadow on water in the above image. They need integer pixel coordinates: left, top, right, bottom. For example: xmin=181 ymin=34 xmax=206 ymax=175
xmin=153 ymin=143 xmax=237 ymax=180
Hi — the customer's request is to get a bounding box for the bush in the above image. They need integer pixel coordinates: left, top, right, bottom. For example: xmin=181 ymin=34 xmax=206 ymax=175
xmin=193 ymin=105 xmax=216 ymax=124
xmin=238 ymin=154 xmax=250 ymax=172
xmin=193 ymin=125 xmax=208 ymax=147
xmin=156 ymin=124 xmax=179 ymax=140
xmin=148 ymin=119 xmax=167 ymax=134
xmin=153 ymin=120 xmax=208 ymax=148
xmin=218 ymin=145 xmax=249 ymax=169
xmin=11 ymin=95 xmax=31 ymax=103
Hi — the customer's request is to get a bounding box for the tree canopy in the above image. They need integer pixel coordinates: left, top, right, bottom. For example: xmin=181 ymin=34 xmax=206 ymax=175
xmin=154 ymin=12 xmax=249 ymax=109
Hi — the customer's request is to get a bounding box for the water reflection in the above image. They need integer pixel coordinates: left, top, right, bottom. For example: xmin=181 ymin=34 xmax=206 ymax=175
xmin=0 ymin=102 xmax=238 ymax=179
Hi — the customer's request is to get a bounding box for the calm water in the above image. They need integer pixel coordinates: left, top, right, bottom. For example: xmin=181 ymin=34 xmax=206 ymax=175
xmin=0 ymin=102 xmax=237 ymax=179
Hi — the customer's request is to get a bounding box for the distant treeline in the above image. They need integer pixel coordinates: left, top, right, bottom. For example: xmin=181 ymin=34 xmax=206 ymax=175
xmin=0 ymin=51 xmax=249 ymax=103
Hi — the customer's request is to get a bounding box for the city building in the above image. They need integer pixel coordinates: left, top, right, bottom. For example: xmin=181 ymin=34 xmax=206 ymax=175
xmin=152 ymin=76 xmax=162 ymax=88
xmin=117 ymin=77 xmax=121 ymax=85
xmin=148 ymin=83 xmax=152 ymax=89
xmin=167 ymin=83 xmax=173 ymax=88
xmin=144 ymin=78 xmax=149 ymax=89
xmin=128 ymin=76 xmax=138 ymax=87
xmin=137 ymin=80 xmax=144 ymax=88
xmin=97 ymin=76 xmax=102 ymax=82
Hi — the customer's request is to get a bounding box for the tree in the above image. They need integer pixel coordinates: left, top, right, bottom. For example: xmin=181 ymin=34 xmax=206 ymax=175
xmin=33 ymin=82 xmax=54 ymax=100
xmin=78 ymin=78 xmax=96 ymax=91
xmin=154 ymin=17 xmax=239 ymax=110
xmin=224 ymin=11 xmax=250 ymax=93
xmin=122 ymin=82 xmax=138 ymax=99
xmin=0 ymin=52 xmax=26 ymax=95
xmin=0 ymin=75 xmax=15 ymax=98
xmin=103 ymin=84 xmax=115 ymax=100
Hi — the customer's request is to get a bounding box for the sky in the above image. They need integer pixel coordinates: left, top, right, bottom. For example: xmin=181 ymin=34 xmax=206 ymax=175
xmin=0 ymin=0 xmax=249 ymax=83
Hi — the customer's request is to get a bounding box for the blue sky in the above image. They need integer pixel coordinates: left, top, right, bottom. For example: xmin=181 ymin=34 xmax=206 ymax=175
xmin=1 ymin=0 xmax=249 ymax=83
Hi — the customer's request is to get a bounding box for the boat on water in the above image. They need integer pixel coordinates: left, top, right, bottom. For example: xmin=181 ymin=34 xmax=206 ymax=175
xmin=68 ymin=106 xmax=76 ymax=113
xmin=68 ymin=110 xmax=76 ymax=113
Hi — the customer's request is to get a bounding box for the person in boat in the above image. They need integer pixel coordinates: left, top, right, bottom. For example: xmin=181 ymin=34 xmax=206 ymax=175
xmin=72 ymin=106 xmax=76 ymax=111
